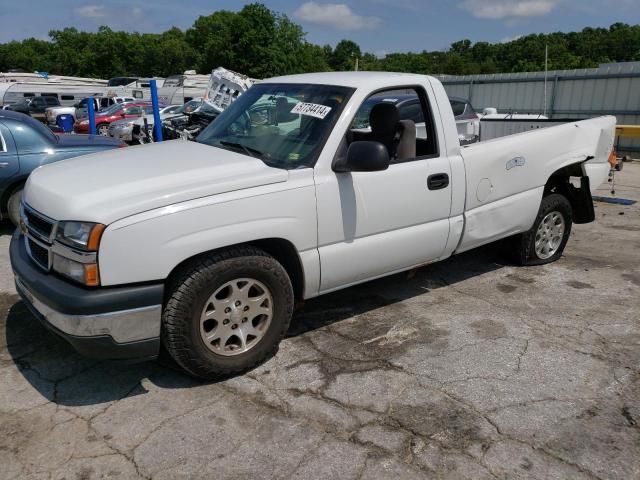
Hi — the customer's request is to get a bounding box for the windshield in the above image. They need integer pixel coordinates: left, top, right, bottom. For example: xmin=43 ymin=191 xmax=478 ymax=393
xmin=98 ymin=103 xmax=123 ymax=115
xmin=163 ymin=75 xmax=184 ymax=87
xmin=179 ymin=99 xmax=203 ymax=114
xmin=196 ymin=83 xmax=353 ymax=169
xmin=196 ymin=102 xmax=219 ymax=116
xmin=450 ymin=100 xmax=466 ymax=117
xmin=23 ymin=114 xmax=58 ymax=143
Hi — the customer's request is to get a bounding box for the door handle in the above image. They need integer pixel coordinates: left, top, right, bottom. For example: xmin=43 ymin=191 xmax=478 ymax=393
xmin=427 ymin=173 xmax=449 ymax=190
xmin=0 ymin=162 xmax=9 ymax=168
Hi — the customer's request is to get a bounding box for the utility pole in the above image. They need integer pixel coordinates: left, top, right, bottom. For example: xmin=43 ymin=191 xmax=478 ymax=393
xmin=543 ymin=44 xmax=548 ymax=117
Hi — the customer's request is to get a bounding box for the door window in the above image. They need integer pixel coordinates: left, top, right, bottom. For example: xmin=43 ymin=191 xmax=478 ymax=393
xmin=30 ymin=97 xmax=45 ymax=108
xmin=124 ymin=106 xmax=142 ymax=116
xmin=348 ymin=87 xmax=438 ymax=162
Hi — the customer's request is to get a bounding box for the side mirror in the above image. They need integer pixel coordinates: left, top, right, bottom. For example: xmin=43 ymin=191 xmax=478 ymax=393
xmin=333 ymin=141 xmax=390 ymax=173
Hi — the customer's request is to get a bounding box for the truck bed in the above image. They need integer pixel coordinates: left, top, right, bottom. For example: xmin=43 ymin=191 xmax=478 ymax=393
xmin=456 ymin=116 xmax=616 ymax=252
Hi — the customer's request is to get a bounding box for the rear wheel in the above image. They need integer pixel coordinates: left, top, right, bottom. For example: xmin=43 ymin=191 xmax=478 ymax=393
xmin=162 ymin=246 xmax=294 ymax=379
xmin=6 ymin=187 xmax=22 ymax=226
xmin=510 ymin=193 xmax=572 ymax=266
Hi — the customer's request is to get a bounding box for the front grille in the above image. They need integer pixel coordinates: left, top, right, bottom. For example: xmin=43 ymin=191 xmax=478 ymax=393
xmin=25 ymin=208 xmax=54 ymax=239
xmin=27 ymin=238 xmax=49 ymax=270
xmin=22 ymin=205 xmax=55 ymax=272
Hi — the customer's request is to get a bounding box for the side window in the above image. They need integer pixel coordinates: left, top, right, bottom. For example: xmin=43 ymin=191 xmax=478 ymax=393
xmin=348 ymin=87 xmax=438 ymax=162
xmin=450 ymin=100 xmax=466 ymax=118
xmin=399 ymin=102 xmax=424 ymax=123
xmin=100 ymin=98 xmax=110 ymax=108
xmin=61 ymin=95 xmax=75 ymax=101
xmin=23 ymin=93 xmax=35 ymax=98
xmin=133 ymin=90 xmax=143 ymax=99
xmin=42 ymin=93 xmax=58 ymax=99
xmin=124 ymin=106 xmax=142 ymax=116
xmin=45 ymin=97 xmax=59 ymax=106
xmin=0 ymin=126 xmax=6 ymax=153
xmin=30 ymin=97 xmax=45 ymax=108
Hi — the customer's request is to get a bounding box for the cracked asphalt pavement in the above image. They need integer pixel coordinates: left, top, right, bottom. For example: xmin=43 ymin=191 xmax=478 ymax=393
xmin=1 ymin=163 xmax=639 ymax=479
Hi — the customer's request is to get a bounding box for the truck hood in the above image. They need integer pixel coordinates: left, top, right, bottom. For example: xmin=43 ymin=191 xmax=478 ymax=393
xmin=24 ymin=140 xmax=288 ymax=224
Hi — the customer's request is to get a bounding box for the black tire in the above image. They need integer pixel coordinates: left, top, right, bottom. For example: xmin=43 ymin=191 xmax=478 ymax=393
xmin=510 ymin=193 xmax=572 ymax=266
xmin=6 ymin=187 xmax=22 ymax=226
xmin=162 ymin=246 xmax=294 ymax=380
xmin=97 ymin=123 xmax=110 ymax=136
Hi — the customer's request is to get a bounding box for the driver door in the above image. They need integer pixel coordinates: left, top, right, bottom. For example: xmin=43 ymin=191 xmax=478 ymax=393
xmin=315 ymin=86 xmax=452 ymax=293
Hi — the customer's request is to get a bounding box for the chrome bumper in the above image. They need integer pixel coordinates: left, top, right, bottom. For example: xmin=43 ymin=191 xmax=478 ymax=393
xmin=15 ymin=275 xmax=161 ymax=344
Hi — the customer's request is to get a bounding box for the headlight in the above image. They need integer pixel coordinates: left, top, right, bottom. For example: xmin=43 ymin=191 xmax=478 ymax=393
xmin=52 ymin=254 xmax=100 ymax=286
xmin=56 ymin=221 xmax=105 ymax=251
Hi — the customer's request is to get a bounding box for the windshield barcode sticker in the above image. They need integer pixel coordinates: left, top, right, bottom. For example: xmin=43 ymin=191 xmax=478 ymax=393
xmin=291 ymin=102 xmax=332 ymax=119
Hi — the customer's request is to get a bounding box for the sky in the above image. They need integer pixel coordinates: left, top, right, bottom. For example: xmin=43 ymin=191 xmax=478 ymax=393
xmin=2 ymin=0 xmax=640 ymax=55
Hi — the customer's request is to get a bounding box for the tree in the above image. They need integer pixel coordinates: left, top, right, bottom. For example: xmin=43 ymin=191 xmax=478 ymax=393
xmin=0 ymin=12 xmax=639 ymax=79
xmin=330 ymin=40 xmax=361 ymax=71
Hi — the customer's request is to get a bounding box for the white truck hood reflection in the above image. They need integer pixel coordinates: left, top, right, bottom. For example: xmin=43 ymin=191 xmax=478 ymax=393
xmin=24 ymin=140 xmax=289 ymax=224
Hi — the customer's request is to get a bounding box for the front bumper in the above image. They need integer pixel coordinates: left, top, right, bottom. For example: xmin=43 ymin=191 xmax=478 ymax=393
xmin=10 ymin=230 xmax=163 ymax=360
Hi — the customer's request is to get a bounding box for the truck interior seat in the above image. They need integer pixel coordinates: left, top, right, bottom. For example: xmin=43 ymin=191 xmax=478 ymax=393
xmin=352 ymin=103 xmax=416 ymax=161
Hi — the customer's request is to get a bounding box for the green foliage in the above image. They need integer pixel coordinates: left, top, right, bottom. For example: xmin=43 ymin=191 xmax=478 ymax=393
xmin=0 ymin=3 xmax=639 ymax=79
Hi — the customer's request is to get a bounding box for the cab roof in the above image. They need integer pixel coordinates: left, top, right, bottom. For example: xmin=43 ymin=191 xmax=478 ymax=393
xmin=263 ymin=71 xmax=436 ymax=90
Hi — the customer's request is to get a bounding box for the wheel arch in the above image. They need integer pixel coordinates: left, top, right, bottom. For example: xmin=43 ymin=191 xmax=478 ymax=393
xmin=1 ymin=176 xmax=26 ymax=212
xmin=166 ymin=237 xmax=306 ymax=302
xmin=544 ymin=160 xmax=595 ymax=224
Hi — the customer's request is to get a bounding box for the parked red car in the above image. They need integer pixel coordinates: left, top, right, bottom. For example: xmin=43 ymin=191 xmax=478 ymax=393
xmin=73 ymin=102 xmax=155 ymax=136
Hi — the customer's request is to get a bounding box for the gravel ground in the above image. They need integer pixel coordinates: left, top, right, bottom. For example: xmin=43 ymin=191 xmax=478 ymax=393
xmin=1 ymin=163 xmax=639 ymax=479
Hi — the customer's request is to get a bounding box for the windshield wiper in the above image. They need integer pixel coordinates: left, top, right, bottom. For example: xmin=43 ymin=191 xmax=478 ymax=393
xmin=218 ymin=141 xmax=266 ymax=160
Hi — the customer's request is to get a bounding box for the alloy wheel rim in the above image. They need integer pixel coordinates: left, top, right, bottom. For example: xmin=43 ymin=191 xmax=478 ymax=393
xmin=199 ymin=278 xmax=273 ymax=356
xmin=535 ymin=211 xmax=565 ymax=259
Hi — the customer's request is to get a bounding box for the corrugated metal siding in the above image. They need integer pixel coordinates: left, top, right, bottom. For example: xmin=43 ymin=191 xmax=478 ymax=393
xmin=438 ymin=62 xmax=640 ymax=152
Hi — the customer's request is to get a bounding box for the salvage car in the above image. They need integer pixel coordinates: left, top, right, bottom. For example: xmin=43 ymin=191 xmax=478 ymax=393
xmin=45 ymin=96 xmax=136 ymax=126
xmin=108 ymin=104 xmax=182 ymax=144
xmin=161 ymin=100 xmax=218 ymax=140
xmin=6 ymin=95 xmax=61 ymax=121
xmin=0 ymin=110 xmax=125 ymax=225
xmin=73 ymin=102 xmax=154 ymax=136
xmin=11 ymin=72 xmax=615 ymax=379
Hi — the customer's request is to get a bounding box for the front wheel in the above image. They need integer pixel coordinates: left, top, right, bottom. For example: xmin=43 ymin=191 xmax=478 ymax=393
xmin=6 ymin=187 xmax=23 ymax=226
xmin=162 ymin=247 xmax=294 ymax=379
xmin=510 ymin=193 xmax=573 ymax=266
xmin=97 ymin=123 xmax=110 ymax=136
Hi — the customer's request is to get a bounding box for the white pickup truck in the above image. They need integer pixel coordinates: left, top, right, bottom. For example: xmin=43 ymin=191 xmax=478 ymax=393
xmin=10 ymin=72 xmax=615 ymax=379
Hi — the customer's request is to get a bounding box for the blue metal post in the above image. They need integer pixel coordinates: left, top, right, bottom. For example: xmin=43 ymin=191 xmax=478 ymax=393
xmin=87 ymin=98 xmax=96 ymax=135
xmin=150 ymin=80 xmax=163 ymax=142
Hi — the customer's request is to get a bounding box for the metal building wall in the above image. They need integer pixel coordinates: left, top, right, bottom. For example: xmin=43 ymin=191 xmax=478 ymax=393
xmin=438 ymin=62 xmax=640 ymax=152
